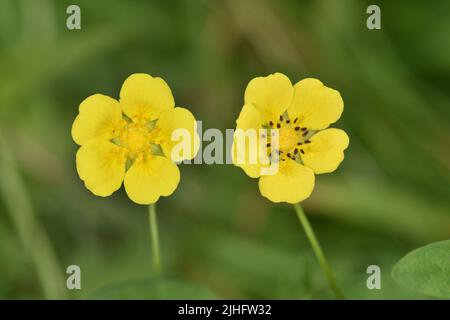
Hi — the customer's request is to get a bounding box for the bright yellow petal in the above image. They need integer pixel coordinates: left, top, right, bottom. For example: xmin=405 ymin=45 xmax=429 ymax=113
xmin=244 ymin=73 xmax=294 ymax=121
xmin=156 ymin=107 xmax=199 ymax=162
xmin=124 ymin=156 xmax=180 ymax=204
xmin=71 ymin=94 xmax=123 ymax=145
xmin=231 ymin=104 xmax=268 ymax=178
xmin=232 ymin=131 xmax=274 ymax=179
xmin=300 ymin=128 xmax=349 ymax=174
xmin=258 ymin=161 xmax=315 ymax=203
xmin=231 ymin=138 xmax=264 ymax=178
xmin=120 ymin=73 xmax=175 ymax=122
xmin=235 ymin=104 xmax=263 ymax=130
xmin=287 ymin=78 xmax=343 ymax=130
xmin=76 ymin=139 xmax=126 ymax=197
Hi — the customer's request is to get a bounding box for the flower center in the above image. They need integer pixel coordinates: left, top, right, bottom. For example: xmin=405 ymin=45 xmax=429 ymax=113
xmin=265 ymin=113 xmax=314 ymax=162
xmin=120 ymin=124 xmax=151 ymax=156
xmin=278 ymin=127 xmax=298 ymax=152
xmin=113 ymin=117 xmax=166 ymax=166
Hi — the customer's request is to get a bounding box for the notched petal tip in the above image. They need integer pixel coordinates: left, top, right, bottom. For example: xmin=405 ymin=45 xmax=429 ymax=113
xmin=258 ymin=162 xmax=315 ymax=204
xmin=301 ymin=128 xmax=349 ymax=174
xmin=72 ymin=94 xmax=122 ymax=145
xmin=120 ymin=73 xmax=175 ymax=120
xmin=158 ymin=107 xmax=199 ymax=162
xmin=124 ymin=156 xmax=181 ymax=205
xmin=288 ymin=78 xmax=344 ymax=130
xmin=244 ymin=73 xmax=294 ymax=120
xmin=75 ymin=140 xmax=126 ymax=197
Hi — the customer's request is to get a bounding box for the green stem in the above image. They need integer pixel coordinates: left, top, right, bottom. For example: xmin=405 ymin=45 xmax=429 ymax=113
xmin=293 ymin=203 xmax=344 ymax=299
xmin=148 ymin=203 xmax=161 ymax=275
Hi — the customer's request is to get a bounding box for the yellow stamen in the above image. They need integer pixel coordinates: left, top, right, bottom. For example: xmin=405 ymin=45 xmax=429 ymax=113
xmin=278 ymin=126 xmax=298 ymax=152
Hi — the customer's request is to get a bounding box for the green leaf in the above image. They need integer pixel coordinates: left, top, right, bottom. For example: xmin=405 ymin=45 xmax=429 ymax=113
xmin=90 ymin=278 xmax=216 ymax=300
xmin=392 ymin=240 xmax=450 ymax=298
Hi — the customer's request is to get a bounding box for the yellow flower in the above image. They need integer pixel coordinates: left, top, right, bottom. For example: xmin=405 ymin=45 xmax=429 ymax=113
xmin=72 ymin=73 xmax=198 ymax=204
xmin=232 ymin=73 xmax=349 ymax=203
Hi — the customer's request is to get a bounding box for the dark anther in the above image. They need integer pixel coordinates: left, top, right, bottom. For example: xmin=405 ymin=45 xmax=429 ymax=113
xmin=300 ymin=149 xmax=305 ymax=154
xmin=269 ymin=121 xmax=273 ymax=127
xmin=279 ymin=115 xmax=283 ymax=121
xmin=301 ymin=127 xmax=307 ymax=131
xmin=297 ymin=142 xmax=303 ymax=146
xmin=266 ymin=142 xmax=271 ymax=147
xmin=305 ymin=140 xmax=311 ymax=144
xmin=287 ymin=153 xmax=291 ymax=157
xmin=294 ymin=148 xmax=298 ymax=154
xmin=295 ymin=126 xmax=300 ymax=131
xmin=277 ymin=123 xmax=281 ymax=128
xmin=286 ymin=119 xmax=290 ymax=124
xmin=302 ymin=131 xmax=309 ymax=136
xmin=294 ymin=117 xmax=298 ymax=123
xmin=291 ymin=156 xmax=296 ymax=160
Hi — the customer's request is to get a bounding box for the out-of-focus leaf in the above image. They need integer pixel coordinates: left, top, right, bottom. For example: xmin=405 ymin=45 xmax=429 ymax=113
xmin=392 ymin=240 xmax=450 ymax=298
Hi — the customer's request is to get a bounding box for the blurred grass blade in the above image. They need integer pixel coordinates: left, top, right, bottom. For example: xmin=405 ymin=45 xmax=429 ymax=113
xmin=0 ymin=133 xmax=66 ymax=299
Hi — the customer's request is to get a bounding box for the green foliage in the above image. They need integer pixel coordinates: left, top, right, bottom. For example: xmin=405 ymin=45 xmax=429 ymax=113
xmin=0 ymin=0 xmax=449 ymax=299
xmin=392 ymin=240 xmax=450 ymax=299
xmin=91 ymin=278 xmax=216 ymax=300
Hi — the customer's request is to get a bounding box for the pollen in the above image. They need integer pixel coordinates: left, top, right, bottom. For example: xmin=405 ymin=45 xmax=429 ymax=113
xmin=120 ymin=124 xmax=151 ymax=157
xmin=278 ymin=126 xmax=298 ymax=151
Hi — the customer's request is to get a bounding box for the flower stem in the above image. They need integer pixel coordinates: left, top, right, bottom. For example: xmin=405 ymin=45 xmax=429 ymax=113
xmin=293 ymin=203 xmax=344 ymax=299
xmin=148 ymin=203 xmax=161 ymax=275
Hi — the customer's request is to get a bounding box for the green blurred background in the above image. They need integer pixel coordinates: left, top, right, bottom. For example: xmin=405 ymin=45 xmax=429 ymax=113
xmin=0 ymin=0 xmax=449 ymax=299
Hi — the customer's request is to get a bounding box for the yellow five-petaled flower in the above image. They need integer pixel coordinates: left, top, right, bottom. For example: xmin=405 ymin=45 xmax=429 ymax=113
xmin=233 ymin=73 xmax=349 ymax=204
xmin=72 ymin=73 xmax=198 ymax=205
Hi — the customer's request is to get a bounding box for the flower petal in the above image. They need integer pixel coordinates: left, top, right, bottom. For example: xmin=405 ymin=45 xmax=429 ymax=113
xmin=301 ymin=128 xmax=349 ymax=174
xmin=258 ymin=161 xmax=315 ymax=203
xmin=235 ymin=104 xmax=263 ymax=130
xmin=71 ymin=94 xmax=123 ymax=145
xmin=76 ymin=139 xmax=126 ymax=196
xmin=156 ymin=107 xmax=199 ymax=162
xmin=245 ymin=73 xmax=294 ymax=121
xmin=288 ymin=78 xmax=343 ymax=130
xmin=231 ymin=138 xmax=266 ymax=179
xmin=124 ymin=156 xmax=180 ymax=205
xmin=231 ymin=104 xmax=270 ymax=178
xmin=120 ymin=73 xmax=175 ymax=122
